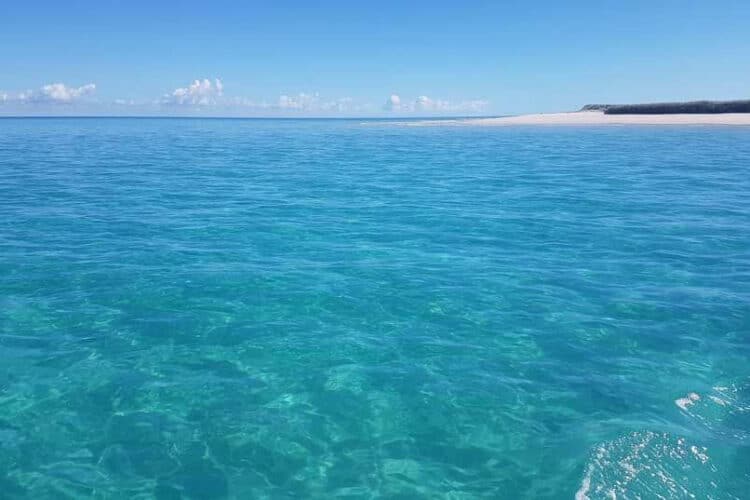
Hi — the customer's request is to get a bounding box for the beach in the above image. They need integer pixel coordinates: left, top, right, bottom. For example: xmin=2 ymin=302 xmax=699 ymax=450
xmin=414 ymin=110 xmax=750 ymax=126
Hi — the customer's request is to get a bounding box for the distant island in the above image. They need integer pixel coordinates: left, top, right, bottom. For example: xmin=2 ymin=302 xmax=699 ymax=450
xmin=581 ymin=100 xmax=750 ymax=114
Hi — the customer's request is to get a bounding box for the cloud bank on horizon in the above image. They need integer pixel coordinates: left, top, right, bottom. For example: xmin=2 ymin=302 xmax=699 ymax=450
xmin=1 ymin=83 xmax=97 ymax=104
xmin=384 ymin=94 xmax=489 ymax=113
xmin=0 ymin=78 xmax=489 ymax=116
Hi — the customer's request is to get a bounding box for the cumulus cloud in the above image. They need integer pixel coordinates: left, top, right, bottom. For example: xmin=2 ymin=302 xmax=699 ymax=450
xmin=278 ymin=92 xmax=316 ymax=110
xmin=8 ymin=83 xmax=97 ymax=104
xmin=39 ymin=83 xmax=96 ymax=103
xmin=384 ymin=94 xmax=489 ymax=114
xmin=157 ymin=83 xmax=361 ymax=114
xmin=383 ymin=94 xmax=402 ymax=111
xmin=163 ymin=78 xmax=223 ymax=105
xmin=413 ymin=95 xmax=434 ymax=111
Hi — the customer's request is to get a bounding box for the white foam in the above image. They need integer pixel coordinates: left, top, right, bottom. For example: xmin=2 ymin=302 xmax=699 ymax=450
xmin=576 ymin=431 xmax=718 ymax=499
xmin=708 ymin=395 xmax=727 ymax=406
xmin=690 ymin=445 xmax=709 ymax=464
xmin=575 ymin=475 xmax=591 ymax=500
xmin=675 ymin=392 xmax=700 ymax=411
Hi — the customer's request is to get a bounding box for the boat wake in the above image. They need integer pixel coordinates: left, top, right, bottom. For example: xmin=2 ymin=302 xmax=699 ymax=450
xmin=576 ymin=382 xmax=750 ymax=499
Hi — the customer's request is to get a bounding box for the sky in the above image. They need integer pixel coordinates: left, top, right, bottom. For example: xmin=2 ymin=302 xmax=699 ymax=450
xmin=1 ymin=0 xmax=749 ymax=117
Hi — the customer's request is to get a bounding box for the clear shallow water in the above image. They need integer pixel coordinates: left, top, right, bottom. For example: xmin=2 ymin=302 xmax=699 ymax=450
xmin=0 ymin=118 xmax=749 ymax=499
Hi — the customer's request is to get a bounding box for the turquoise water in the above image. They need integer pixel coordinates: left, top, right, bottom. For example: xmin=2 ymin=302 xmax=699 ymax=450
xmin=0 ymin=118 xmax=749 ymax=499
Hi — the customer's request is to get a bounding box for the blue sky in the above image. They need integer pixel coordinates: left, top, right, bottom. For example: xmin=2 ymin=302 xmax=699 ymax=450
xmin=1 ymin=0 xmax=749 ymax=116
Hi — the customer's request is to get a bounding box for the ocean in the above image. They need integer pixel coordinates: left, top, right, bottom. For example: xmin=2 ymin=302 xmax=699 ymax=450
xmin=0 ymin=117 xmax=748 ymax=499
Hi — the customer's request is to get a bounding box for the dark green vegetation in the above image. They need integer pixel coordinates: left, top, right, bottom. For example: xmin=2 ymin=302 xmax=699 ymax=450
xmin=581 ymin=100 xmax=750 ymax=114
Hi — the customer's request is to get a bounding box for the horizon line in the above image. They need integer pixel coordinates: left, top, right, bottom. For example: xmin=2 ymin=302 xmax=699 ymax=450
xmin=0 ymin=114 xmax=504 ymax=121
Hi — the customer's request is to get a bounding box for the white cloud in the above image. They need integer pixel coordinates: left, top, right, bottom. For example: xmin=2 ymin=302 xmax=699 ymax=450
xmin=2 ymin=81 xmax=486 ymax=116
xmin=414 ymin=95 xmax=434 ymax=111
xmin=384 ymin=94 xmax=489 ymax=114
xmin=157 ymin=83 xmax=361 ymax=114
xmin=278 ymin=92 xmax=316 ymax=110
xmin=227 ymin=96 xmax=258 ymax=107
xmin=277 ymin=93 xmax=358 ymax=112
xmin=457 ymin=100 xmax=491 ymax=113
xmin=40 ymin=83 xmax=96 ymax=102
xmin=383 ymin=94 xmax=402 ymax=111
xmin=321 ymin=97 xmax=355 ymax=112
xmin=415 ymin=95 xmax=489 ymax=113
xmin=9 ymin=83 xmax=96 ymax=104
xmin=114 ymin=98 xmax=136 ymax=106
xmin=163 ymin=78 xmax=223 ymax=105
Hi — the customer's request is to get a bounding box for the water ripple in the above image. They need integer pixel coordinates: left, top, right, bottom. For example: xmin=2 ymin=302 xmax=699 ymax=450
xmin=0 ymin=119 xmax=749 ymax=498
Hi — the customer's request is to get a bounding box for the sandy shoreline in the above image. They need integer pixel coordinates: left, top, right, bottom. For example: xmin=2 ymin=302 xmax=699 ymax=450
xmin=413 ymin=111 xmax=750 ymax=126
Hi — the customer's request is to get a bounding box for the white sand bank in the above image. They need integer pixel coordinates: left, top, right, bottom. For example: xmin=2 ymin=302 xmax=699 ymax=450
xmin=415 ymin=111 xmax=750 ymax=126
